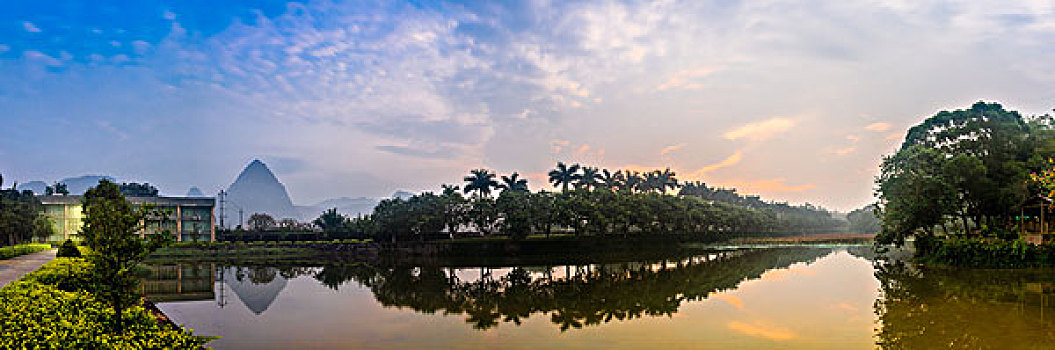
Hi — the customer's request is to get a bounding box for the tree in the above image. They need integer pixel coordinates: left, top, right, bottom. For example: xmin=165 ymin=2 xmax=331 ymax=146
xmin=463 ymin=169 xmax=499 ymax=197
xmin=548 ymin=162 xmax=581 ymax=192
xmin=0 ymin=184 xmax=45 ymax=246
xmin=55 ymin=182 xmax=69 ymax=195
xmin=248 ymin=213 xmax=277 ymax=231
xmin=499 ymin=172 xmax=529 ymax=192
xmin=578 ymin=167 xmax=602 ymax=190
xmin=314 ymin=208 xmax=349 ymax=233
xmin=847 ymin=204 xmax=881 ymax=233
xmin=80 ymin=179 xmax=173 ymax=333
xmin=440 ymin=185 xmax=468 ymax=237
xmin=118 ymin=182 xmax=159 ymax=197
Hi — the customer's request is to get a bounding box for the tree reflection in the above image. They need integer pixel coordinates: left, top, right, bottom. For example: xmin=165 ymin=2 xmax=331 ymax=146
xmin=310 ymin=247 xmax=831 ymax=331
xmin=874 ymin=262 xmax=1055 ymax=349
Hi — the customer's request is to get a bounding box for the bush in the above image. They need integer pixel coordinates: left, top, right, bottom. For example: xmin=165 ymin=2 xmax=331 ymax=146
xmin=0 ymin=243 xmax=51 ymax=260
xmin=56 ymin=239 xmax=82 ymax=258
xmin=919 ymin=237 xmax=1055 ymax=268
xmin=0 ymin=258 xmax=209 ymax=349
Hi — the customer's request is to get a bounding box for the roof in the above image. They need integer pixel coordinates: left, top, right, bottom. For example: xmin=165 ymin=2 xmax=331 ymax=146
xmin=39 ymin=195 xmax=214 ymax=207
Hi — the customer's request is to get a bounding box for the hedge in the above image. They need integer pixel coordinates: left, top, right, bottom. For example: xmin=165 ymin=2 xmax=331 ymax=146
xmin=0 ymin=258 xmax=210 ymax=349
xmin=918 ymin=237 xmax=1055 ymax=268
xmin=0 ymin=243 xmax=51 ymax=260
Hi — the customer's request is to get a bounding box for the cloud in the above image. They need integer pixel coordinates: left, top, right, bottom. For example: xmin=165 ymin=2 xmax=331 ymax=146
xmin=23 ymin=51 xmax=63 ymax=66
xmin=713 ymin=294 xmax=744 ymax=309
xmin=550 ymin=140 xmax=570 ymax=154
xmin=95 ymin=121 xmax=129 ymax=140
xmin=723 ymin=118 xmax=795 ymax=142
xmin=22 ymin=21 xmax=41 ymax=33
xmin=376 ymin=145 xmax=458 ymax=159
xmin=655 ymin=67 xmax=723 ymax=91
xmin=833 ymin=146 xmax=857 ymax=156
xmin=729 ymin=178 xmax=816 ymax=193
xmin=660 ymin=143 xmax=687 ymax=156
xmin=687 ymin=151 xmax=743 ymax=178
xmin=727 ymin=321 xmax=796 ymax=341
xmin=865 ymin=122 xmax=891 ymax=132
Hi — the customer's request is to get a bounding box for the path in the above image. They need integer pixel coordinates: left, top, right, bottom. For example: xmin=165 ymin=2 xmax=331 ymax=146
xmin=0 ymin=249 xmax=56 ymax=288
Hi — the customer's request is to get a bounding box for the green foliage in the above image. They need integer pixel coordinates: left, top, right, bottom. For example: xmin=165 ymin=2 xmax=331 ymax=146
xmin=918 ymin=237 xmax=1055 ymax=268
xmin=57 ymin=239 xmax=82 ymax=258
xmin=0 ymin=182 xmax=51 ymax=246
xmin=0 ymin=243 xmax=51 ymax=260
xmin=876 ymin=102 xmax=1053 ymax=246
xmin=118 ymin=182 xmax=159 ymax=197
xmin=463 ymin=169 xmax=499 ymax=196
xmin=247 ymin=213 xmax=277 ymax=231
xmin=80 ymin=179 xmax=175 ymax=333
xmin=0 ymin=258 xmax=207 ymax=349
xmin=847 ymin=204 xmax=881 ymax=233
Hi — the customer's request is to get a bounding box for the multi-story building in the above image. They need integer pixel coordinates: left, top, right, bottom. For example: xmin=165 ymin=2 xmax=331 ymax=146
xmin=39 ymin=195 xmax=216 ymax=242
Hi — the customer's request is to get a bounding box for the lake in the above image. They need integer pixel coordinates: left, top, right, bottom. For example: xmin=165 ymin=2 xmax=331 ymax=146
xmin=146 ymin=246 xmax=1055 ymax=349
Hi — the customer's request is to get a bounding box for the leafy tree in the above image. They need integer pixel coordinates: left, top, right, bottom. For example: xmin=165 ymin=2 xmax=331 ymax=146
xmin=0 ymin=182 xmax=46 ymax=246
xmin=463 ymin=169 xmax=499 ymax=197
xmin=80 ymin=179 xmax=173 ymax=333
xmin=548 ymin=162 xmax=581 ymax=192
xmin=247 ymin=213 xmax=277 ymax=231
xmin=499 ymin=172 xmax=529 ymax=192
xmin=314 ymin=208 xmax=349 ymax=233
xmin=118 ymin=182 xmax=159 ymax=197
xmin=847 ymin=204 xmax=881 ymax=233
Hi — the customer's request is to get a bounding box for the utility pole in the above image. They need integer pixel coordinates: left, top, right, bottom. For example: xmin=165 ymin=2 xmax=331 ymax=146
xmin=238 ymin=208 xmax=244 ymax=229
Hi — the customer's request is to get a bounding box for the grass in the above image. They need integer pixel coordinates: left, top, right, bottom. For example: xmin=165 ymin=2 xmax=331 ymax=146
xmin=0 ymin=243 xmax=51 ymax=260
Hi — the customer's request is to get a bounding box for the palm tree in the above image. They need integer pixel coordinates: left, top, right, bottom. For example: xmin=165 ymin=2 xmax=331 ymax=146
xmin=600 ymin=169 xmax=620 ymax=190
xmin=623 ymin=171 xmax=644 ymax=193
xmin=578 ymin=167 xmax=602 ymax=190
xmin=657 ymin=168 xmax=680 ymax=193
xmin=548 ymin=162 xmax=581 ymax=192
xmin=463 ymin=169 xmax=499 ymax=196
xmin=499 ymin=172 xmax=529 ymax=192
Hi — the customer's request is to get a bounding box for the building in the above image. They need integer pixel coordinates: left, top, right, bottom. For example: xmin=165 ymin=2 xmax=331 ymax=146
xmin=39 ymin=195 xmax=216 ymax=242
xmin=1020 ymin=196 xmax=1054 ymax=245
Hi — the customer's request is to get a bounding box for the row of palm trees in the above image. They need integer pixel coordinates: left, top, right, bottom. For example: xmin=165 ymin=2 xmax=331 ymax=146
xmin=462 ymin=162 xmax=683 ymax=197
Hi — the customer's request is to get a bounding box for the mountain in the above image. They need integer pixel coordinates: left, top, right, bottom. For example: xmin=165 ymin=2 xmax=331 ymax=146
xmin=186 ymin=187 xmax=206 ymax=197
xmin=15 ymin=181 xmax=47 ymax=194
xmin=297 ymin=197 xmax=378 ymax=220
xmin=17 ymin=175 xmax=115 ymax=195
xmin=225 ymin=160 xmax=299 ymax=222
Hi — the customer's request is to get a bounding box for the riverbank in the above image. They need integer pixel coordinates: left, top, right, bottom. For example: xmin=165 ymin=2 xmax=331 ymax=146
xmin=146 ymin=231 xmax=862 ymax=266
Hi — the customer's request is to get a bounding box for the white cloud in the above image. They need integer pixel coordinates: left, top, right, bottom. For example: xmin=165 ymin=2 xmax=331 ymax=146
xmin=660 ymin=143 xmax=687 ymax=156
xmin=723 ymin=117 xmax=795 ymax=142
xmin=22 ymin=21 xmax=40 ymax=33
xmin=865 ymin=122 xmax=891 ymax=132
xmin=656 ymin=67 xmax=723 ymax=91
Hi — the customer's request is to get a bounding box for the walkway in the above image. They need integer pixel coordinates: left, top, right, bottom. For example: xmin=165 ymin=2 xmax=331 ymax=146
xmin=0 ymin=249 xmax=56 ymax=288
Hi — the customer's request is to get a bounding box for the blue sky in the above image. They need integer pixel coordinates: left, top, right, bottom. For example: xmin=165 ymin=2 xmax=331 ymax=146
xmin=1 ymin=0 xmax=1053 ymax=210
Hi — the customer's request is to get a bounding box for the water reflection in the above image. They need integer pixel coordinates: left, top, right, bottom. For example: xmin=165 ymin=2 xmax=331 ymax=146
xmin=873 ymin=262 xmax=1055 ymax=349
xmin=150 ymin=247 xmax=831 ymax=330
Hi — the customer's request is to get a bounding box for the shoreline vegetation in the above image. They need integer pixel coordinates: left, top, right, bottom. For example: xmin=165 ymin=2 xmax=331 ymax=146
xmin=873 ymin=102 xmax=1055 ymax=268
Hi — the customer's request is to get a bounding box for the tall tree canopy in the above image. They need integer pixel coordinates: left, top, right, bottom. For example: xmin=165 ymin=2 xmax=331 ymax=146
xmin=876 ymin=102 xmax=1055 ymax=246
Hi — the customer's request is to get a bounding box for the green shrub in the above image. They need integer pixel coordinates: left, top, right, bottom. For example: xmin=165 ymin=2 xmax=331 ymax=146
xmin=57 ymin=239 xmax=82 ymax=258
xmin=0 ymin=243 xmax=51 ymax=260
xmin=0 ymin=258 xmax=209 ymax=349
xmin=920 ymin=237 xmax=1055 ymax=268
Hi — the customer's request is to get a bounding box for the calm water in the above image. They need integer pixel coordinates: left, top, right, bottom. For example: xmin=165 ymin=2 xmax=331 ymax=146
xmin=146 ymin=247 xmax=1055 ymax=349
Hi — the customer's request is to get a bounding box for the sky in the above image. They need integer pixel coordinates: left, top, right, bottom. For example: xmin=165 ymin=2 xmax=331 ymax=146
xmin=1 ymin=0 xmax=1053 ymax=211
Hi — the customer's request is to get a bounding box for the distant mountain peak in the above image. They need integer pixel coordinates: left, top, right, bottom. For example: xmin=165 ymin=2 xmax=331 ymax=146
xmin=186 ymin=187 xmax=205 ymax=197
xmin=225 ymin=159 xmax=299 ymax=223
